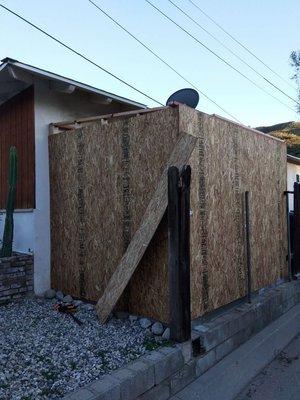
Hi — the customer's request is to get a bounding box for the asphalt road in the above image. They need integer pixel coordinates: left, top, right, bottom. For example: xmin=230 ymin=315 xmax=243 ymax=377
xmin=235 ymin=333 xmax=300 ymax=400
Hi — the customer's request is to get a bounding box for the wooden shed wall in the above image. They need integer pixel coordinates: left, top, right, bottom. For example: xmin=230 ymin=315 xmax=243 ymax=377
xmin=128 ymin=108 xmax=287 ymax=321
xmin=49 ymin=107 xmax=181 ymax=302
xmin=49 ymin=105 xmax=287 ymax=322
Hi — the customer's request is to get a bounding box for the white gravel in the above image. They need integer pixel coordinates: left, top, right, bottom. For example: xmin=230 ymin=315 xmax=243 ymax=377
xmin=0 ymin=297 xmax=163 ymax=399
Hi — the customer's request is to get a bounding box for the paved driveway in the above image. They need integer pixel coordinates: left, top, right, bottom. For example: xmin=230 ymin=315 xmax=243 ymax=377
xmin=235 ymin=334 xmax=300 ymax=400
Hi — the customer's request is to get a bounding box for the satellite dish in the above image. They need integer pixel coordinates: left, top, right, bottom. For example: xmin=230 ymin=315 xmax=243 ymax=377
xmin=166 ymin=88 xmax=199 ymax=109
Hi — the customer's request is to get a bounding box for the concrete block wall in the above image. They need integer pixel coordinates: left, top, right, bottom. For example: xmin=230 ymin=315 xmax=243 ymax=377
xmin=62 ymin=280 xmax=300 ymax=400
xmin=0 ymin=253 xmax=34 ymax=303
xmin=192 ymin=281 xmax=300 ymax=377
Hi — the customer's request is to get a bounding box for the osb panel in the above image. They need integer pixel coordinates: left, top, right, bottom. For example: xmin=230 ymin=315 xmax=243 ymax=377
xmin=124 ymin=107 xmax=182 ymax=317
xmin=50 ymin=105 xmax=287 ymax=322
xmin=82 ymin=121 xmax=124 ymax=301
xmin=235 ymin=124 xmax=287 ymax=290
xmin=50 ymin=107 xmax=180 ymax=304
xmin=49 ymin=130 xmax=80 ymax=296
xmin=190 ymin=113 xmax=287 ymax=318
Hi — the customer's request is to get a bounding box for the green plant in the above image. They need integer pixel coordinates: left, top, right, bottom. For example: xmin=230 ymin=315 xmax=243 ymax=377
xmin=1 ymin=146 xmax=18 ymax=258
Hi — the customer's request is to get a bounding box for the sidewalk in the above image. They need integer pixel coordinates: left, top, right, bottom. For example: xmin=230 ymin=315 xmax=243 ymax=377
xmin=235 ymin=333 xmax=300 ymax=400
xmin=170 ymin=303 xmax=300 ymax=400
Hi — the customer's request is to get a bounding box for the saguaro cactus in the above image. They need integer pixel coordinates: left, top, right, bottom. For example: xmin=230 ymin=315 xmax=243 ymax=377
xmin=1 ymin=146 xmax=18 ymax=258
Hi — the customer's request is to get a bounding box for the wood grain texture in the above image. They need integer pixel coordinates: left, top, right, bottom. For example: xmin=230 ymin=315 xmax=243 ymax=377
xmin=0 ymin=86 xmax=35 ymax=209
xmin=50 ymin=107 xmax=180 ymax=307
xmin=49 ymin=105 xmax=287 ymax=323
xmin=96 ymin=133 xmax=197 ymax=322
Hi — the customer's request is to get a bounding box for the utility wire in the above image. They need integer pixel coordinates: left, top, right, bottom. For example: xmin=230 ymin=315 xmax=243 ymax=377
xmin=187 ymin=0 xmax=295 ymax=90
xmin=0 ymin=3 xmax=164 ymax=106
xmin=145 ymin=0 xmax=295 ymax=112
xmin=168 ymin=0 xmax=298 ymax=105
xmin=88 ymin=0 xmax=241 ymax=123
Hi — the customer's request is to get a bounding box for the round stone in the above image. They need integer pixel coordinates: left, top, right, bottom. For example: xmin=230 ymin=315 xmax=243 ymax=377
xmin=151 ymin=322 xmax=164 ymax=335
xmin=83 ymin=303 xmax=94 ymax=311
xmin=63 ymin=295 xmax=73 ymax=303
xmin=129 ymin=315 xmax=138 ymax=323
xmin=44 ymin=289 xmax=56 ymax=299
xmin=139 ymin=318 xmax=152 ymax=329
xmin=56 ymin=291 xmax=64 ymax=301
xmin=162 ymin=327 xmax=170 ymax=340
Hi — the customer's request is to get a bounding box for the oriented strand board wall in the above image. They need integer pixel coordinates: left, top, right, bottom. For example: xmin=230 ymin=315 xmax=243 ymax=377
xmin=189 ymin=113 xmax=287 ymax=318
xmin=49 ymin=105 xmax=287 ymax=322
xmin=128 ymin=108 xmax=287 ymax=321
xmin=50 ymin=107 xmax=181 ymax=303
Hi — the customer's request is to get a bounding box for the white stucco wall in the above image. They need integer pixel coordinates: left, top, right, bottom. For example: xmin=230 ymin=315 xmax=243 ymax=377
xmin=287 ymin=161 xmax=300 ymax=210
xmin=34 ymin=81 xmax=129 ymax=294
xmin=0 ymin=210 xmax=34 ymax=253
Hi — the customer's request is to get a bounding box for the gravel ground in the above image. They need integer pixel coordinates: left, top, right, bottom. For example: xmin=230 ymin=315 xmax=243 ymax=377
xmin=0 ymin=297 xmax=164 ymax=400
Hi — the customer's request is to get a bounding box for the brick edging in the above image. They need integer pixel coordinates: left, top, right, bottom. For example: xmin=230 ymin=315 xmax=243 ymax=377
xmin=0 ymin=253 xmax=34 ymax=303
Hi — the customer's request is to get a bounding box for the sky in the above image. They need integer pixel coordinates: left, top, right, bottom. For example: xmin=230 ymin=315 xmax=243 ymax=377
xmin=0 ymin=0 xmax=299 ymax=127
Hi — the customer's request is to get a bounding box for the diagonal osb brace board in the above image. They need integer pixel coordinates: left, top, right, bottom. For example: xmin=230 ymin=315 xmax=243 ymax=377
xmin=96 ymin=133 xmax=197 ymax=323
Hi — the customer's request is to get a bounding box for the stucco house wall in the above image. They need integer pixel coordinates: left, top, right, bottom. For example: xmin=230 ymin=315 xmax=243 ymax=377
xmin=34 ymin=80 xmax=131 ymax=294
xmin=0 ymin=58 xmax=144 ymax=295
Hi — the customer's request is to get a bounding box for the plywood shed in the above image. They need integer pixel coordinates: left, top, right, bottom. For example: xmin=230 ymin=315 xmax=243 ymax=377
xmin=49 ymin=104 xmax=287 ymax=323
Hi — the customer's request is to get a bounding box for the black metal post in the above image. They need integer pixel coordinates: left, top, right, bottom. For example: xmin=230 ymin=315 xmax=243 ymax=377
xmin=285 ymin=191 xmax=292 ymax=281
xmin=245 ymin=191 xmax=252 ymax=303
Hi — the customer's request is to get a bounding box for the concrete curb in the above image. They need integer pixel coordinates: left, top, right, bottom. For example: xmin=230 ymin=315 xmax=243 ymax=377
xmin=172 ymin=301 xmax=300 ymax=400
xmin=62 ymin=281 xmax=300 ymax=400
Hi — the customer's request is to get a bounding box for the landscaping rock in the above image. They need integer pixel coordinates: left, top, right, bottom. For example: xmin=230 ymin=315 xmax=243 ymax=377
xmin=0 ymin=297 xmax=151 ymax=400
xmin=56 ymin=291 xmax=64 ymax=301
xmin=44 ymin=289 xmax=56 ymax=299
xmin=129 ymin=315 xmax=138 ymax=323
xmin=139 ymin=318 xmax=152 ymax=329
xmin=162 ymin=327 xmax=171 ymax=340
xmin=83 ymin=303 xmax=94 ymax=311
xmin=63 ymin=295 xmax=73 ymax=303
xmin=152 ymin=322 xmax=164 ymax=335
xmin=73 ymin=300 xmax=83 ymax=307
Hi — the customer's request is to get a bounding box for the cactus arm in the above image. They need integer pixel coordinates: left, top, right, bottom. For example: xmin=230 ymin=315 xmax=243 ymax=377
xmin=1 ymin=146 xmax=18 ymax=258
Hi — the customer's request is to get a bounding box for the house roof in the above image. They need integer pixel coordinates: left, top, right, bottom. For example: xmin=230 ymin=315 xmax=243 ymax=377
xmin=287 ymin=154 xmax=300 ymax=166
xmin=0 ymin=57 xmax=147 ymax=109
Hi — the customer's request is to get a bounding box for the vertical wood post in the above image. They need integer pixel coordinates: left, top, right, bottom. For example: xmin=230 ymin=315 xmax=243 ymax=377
xmin=293 ymin=182 xmax=300 ymax=273
xmin=168 ymin=166 xmax=181 ymax=341
xmin=180 ymin=165 xmax=191 ymax=341
xmin=168 ymin=165 xmax=191 ymax=343
xmin=245 ymin=191 xmax=252 ymax=303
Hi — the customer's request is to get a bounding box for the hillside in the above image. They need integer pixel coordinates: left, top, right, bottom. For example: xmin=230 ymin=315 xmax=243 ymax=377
xmin=256 ymin=121 xmax=300 ymax=157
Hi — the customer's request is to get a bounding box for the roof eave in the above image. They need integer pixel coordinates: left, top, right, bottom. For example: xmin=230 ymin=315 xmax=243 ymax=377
xmin=287 ymin=154 xmax=300 ymax=166
xmin=0 ymin=58 xmax=147 ymax=109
